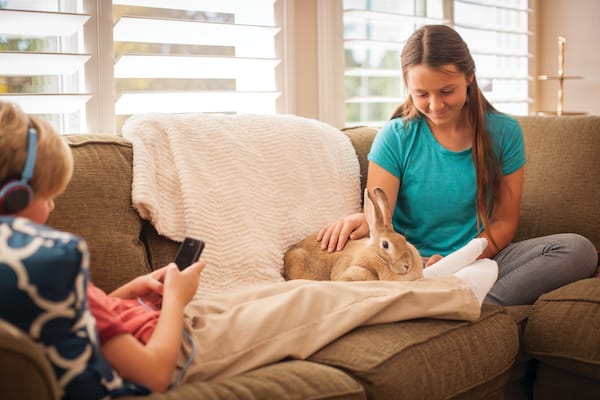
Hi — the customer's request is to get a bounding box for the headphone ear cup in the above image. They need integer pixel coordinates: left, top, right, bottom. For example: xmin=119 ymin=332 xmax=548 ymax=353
xmin=0 ymin=180 xmax=33 ymax=214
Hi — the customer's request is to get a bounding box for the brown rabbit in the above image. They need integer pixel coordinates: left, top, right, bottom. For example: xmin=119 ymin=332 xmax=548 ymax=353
xmin=283 ymin=187 xmax=423 ymax=281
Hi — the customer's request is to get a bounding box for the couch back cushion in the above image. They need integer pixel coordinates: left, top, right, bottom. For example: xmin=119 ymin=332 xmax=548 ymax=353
xmin=47 ymin=135 xmax=150 ymax=292
xmin=514 ymin=116 xmax=599 ymax=249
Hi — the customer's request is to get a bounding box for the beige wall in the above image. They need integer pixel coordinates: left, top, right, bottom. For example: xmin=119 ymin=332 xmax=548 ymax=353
xmin=536 ymin=0 xmax=600 ymax=115
xmin=292 ymin=0 xmax=319 ymax=118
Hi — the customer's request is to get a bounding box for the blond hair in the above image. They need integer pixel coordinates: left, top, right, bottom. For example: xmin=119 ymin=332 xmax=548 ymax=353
xmin=0 ymin=101 xmax=73 ymax=198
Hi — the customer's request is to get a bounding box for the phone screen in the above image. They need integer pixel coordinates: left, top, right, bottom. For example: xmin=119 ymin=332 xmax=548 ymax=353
xmin=174 ymin=237 xmax=205 ymax=270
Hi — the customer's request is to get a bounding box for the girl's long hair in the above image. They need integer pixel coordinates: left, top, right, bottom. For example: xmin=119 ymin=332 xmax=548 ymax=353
xmin=392 ymin=25 xmax=501 ymax=249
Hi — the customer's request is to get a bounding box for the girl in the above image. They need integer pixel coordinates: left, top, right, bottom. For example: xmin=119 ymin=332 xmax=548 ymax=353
xmin=318 ymin=25 xmax=597 ymax=306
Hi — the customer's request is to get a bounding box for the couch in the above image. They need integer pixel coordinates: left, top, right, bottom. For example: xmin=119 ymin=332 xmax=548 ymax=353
xmin=1 ymin=115 xmax=598 ymax=399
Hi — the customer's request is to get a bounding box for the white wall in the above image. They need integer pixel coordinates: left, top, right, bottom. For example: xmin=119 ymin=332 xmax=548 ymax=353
xmin=536 ymin=0 xmax=600 ymax=115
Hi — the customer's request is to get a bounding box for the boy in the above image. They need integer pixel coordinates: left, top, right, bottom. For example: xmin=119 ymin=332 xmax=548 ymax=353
xmin=0 ymin=100 xmax=203 ymax=391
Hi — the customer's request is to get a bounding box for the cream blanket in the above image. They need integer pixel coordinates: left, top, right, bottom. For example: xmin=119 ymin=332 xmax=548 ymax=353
xmin=122 ymin=113 xmax=361 ymax=299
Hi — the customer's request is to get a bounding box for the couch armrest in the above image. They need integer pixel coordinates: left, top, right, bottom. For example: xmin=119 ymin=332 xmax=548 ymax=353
xmin=524 ymin=278 xmax=600 ymax=398
xmin=0 ymin=320 xmax=60 ymax=400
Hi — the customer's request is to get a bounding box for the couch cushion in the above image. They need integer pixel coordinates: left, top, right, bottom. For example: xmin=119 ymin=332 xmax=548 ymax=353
xmin=124 ymin=360 xmax=366 ymax=400
xmin=0 ymin=320 xmax=59 ymax=400
xmin=309 ymin=304 xmax=521 ymax=399
xmin=0 ymin=217 xmax=148 ymax=399
xmin=47 ymin=135 xmax=149 ymax=292
xmin=524 ymin=278 xmax=600 ymax=381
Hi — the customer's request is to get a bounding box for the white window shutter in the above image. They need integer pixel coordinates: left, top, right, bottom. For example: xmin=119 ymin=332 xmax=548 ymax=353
xmin=454 ymin=0 xmax=533 ymax=115
xmin=0 ymin=6 xmax=91 ymax=133
xmin=342 ymin=0 xmax=532 ymax=127
xmin=343 ymin=1 xmax=448 ymax=127
xmin=112 ymin=0 xmax=282 ymax=131
xmin=1 ymin=0 xmax=282 ymax=134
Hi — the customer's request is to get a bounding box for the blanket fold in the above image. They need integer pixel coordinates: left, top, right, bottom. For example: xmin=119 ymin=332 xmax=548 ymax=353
xmin=122 ymin=113 xmax=361 ymax=299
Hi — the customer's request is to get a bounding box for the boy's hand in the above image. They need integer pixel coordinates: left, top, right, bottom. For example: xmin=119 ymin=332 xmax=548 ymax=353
xmin=109 ymin=270 xmax=165 ymax=300
xmin=109 ymin=260 xmax=205 ymax=304
xmin=162 ymin=260 xmax=205 ymax=308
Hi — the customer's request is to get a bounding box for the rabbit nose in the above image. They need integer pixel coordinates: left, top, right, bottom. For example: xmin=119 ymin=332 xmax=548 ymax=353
xmin=391 ymin=262 xmax=410 ymax=274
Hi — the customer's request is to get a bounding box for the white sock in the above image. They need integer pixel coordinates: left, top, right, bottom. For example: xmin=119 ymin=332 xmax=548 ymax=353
xmin=453 ymin=259 xmax=498 ymax=305
xmin=423 ymin=237 xmax=488 ymax=278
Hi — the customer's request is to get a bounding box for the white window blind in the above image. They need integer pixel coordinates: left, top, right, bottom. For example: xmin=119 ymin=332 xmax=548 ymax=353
xmin=0 ymin=0 xmax=282 ymax=134
xmin=0 ymin=1 xmax=90 ymax=134
xmin=112 ymin=0 xmax=282 ymax=131
xmin=2 ymin=1 xmax=530 ymax=133
xmin=342 ymin=0 xmax=532 ymax=127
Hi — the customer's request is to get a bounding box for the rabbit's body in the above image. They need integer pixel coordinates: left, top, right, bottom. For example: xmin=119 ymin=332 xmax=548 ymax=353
xmin=283 ymin=188 xmax=424 ymax=282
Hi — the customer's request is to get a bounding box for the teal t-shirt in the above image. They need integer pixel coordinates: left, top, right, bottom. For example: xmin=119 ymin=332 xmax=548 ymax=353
xmin=367 ymin=111 xmax=525 ymax=257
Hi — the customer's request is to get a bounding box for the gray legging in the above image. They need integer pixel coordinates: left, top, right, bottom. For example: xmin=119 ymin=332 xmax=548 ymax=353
xmin=485 ymin=233 xmax=598 ymax=306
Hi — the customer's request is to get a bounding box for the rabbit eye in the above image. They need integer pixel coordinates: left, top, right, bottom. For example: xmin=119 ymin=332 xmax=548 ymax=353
xmin=382 ymin=240 xmax=389 ymax=249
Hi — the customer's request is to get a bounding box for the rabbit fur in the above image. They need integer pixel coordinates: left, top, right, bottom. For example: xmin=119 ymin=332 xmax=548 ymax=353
xmin=283 ymin=187 xmax=424 ymax=281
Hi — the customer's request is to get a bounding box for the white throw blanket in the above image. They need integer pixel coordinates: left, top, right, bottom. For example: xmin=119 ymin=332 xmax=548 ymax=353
xmin=122 ymin=113 xmax=361 ymax=299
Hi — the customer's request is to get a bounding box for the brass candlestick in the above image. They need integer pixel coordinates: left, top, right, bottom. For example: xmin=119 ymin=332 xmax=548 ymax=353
xmin=557 ymin=36 xmax=565 ymax=115
xmin=537 ymin=36 xmax=584 ymax=116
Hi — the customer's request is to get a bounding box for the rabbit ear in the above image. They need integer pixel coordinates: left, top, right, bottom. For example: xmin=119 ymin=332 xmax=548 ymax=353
xmin=364 ymin=188 xmax=377 ymax=234
xmin=372 ymin=187 xmax=392 ymax=229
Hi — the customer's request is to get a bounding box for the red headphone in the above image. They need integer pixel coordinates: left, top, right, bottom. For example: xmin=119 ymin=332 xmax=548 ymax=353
xmin=0 ymin=123 xmax=38 ymax=214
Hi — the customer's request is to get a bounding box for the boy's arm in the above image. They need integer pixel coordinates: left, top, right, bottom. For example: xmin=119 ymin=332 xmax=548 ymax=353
xmin=101 ymin=262 xmax=204 ymax=392
xmin=100 ymin=296 xmax=186 ymax=392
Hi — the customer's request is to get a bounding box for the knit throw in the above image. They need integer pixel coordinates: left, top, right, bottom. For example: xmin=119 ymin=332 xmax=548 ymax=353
xmin=122 ymin=113 xmax=361 ymax=299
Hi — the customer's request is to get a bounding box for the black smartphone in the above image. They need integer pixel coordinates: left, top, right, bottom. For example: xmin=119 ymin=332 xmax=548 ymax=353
xmin=174 ymin=237 xmax=205 ymax=270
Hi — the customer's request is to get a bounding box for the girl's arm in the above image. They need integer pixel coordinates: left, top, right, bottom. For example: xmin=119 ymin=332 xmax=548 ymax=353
xmin=101 ymin=261 xmax=204 ymax=392
xmin=478 ymin=167 xmax=524 ymax=259
xmin=366 ymin=162 xmax=401 ymax=212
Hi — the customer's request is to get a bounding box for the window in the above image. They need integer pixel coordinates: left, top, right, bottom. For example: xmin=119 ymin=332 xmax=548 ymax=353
xmin=0 ymin=0 xmax=533 ymax=134
xmin=342 ymin=0 xmax=533 ymax=127
xmin=454 ymin=0 xmax=531 ymax=116
xmin=111 ymin=0 xmax=282 ymax=131
xmin=0 ymin=1 xmax=91 ymax=134
xmin=0 ymin=0 xmax=282 ymax=134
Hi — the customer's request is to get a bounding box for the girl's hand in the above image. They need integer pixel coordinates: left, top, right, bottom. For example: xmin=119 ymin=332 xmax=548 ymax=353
xmin=317 ymin=212 xmax=369 ymax=252
xmin=423 ymin=254 xmax=443 ymax=267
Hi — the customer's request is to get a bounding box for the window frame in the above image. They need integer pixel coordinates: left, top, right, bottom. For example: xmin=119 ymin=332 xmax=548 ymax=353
xmin=84 ymin=0 xmax=115 ymax=134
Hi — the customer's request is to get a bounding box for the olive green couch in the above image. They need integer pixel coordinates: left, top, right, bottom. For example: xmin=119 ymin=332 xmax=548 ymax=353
xmin=1 ymin=115 xmax=598 ymax=399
